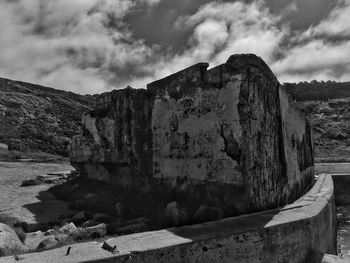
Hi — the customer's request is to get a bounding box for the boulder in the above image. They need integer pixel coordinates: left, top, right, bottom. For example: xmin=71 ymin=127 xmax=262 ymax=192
xmin=58 ymin=222 xmax=78 ymax=235
xmin=37 ymin=236 xmax=58 ymax=251
xmin=0 ymin=223 xmax=25 ymax=256
xmin=163 ymin=201 xmax=189 ymax=227
xmin=44 ymin=229 xmax=58 ymax=236
xmin=54 ymin=234 xmax=69 ymax=244
xmin=24 ymin=231 xmax=45 ymax=251
xmin=78 ymin=223 xmax=107 ymax=239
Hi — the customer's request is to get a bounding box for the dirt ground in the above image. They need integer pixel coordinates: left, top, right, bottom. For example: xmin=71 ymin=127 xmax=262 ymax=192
xmin=0 ymin=161 xmax=75 ymax=227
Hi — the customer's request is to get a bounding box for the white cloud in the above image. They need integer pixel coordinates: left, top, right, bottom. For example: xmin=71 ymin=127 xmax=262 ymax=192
xmin=190 ymin=19 xmax=229 ymax=59
xmin=0 ymin=0 xmax=154 ymax=94
xmin=273 ymin=40 xmax=350 ymax=82
xmin=272 ymin=0 xmax=350 ymax=83
xmin=148 ymin=0 xmax=287 ymax=81
xmin=179 ymin=1 xmax=286 ymax=64
xmin=1 ymin=0 xmax=350 ymax=94
xmin=303 ymin=0 xmax=350 ymax=38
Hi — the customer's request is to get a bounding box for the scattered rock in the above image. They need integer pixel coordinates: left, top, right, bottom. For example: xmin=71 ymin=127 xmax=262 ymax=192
xmin=44 ymin=229 xmax=57 ymax=236
xmin=77 ymin=223 xmax=107 ymax=239
xmin=23 ymin=231 xmax=45 ymax=251
xmin=163 ymin=201 xmax=189 ymax=227
xmin=54 ymin=234 xmax=69 ymax=244
xmin=0 ymin=223 xmax=25 ymax=256
xmin=102 ymin=240 xmax=118 ymax=253
xmin=37 ymin=236 xmax=58 ymax=251
xmin=58 ymin=222 xmax=77 ymax=235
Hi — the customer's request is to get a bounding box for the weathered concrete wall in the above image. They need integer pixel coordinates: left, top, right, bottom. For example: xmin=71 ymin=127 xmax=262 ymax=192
xmin=2 ymin=174 xmax=336 ymax=263
xmin=279 ymin=87 xmax=314 ymax=203
xmin=70 ymin=54 xmax=314 ymax=221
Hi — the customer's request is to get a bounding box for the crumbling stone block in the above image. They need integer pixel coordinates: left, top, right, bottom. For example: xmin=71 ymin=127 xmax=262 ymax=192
xmin=69 ymin=54 xmax=314 ymax=223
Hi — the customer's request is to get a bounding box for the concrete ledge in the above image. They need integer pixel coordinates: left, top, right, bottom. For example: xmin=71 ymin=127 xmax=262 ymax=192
xmin=322 ymin=254 xmax=348 ymax=263
xmin=2 ymin=175 xmax=336 ymax=263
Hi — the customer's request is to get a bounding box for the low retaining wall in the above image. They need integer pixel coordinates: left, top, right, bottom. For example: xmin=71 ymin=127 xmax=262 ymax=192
xmin=2 ymin=174 xmax=336 ymax=263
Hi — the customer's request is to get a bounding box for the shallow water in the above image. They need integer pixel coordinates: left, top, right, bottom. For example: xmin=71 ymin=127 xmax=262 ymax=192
xmin=336 ymin=205 xmax=350 ymax=259
xmin=315 ymin=162 xmax=350 ymax=260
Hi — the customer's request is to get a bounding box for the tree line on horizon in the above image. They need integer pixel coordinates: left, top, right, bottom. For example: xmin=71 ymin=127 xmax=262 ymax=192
xmin=284 ymin=80 xmax=350 ymax=101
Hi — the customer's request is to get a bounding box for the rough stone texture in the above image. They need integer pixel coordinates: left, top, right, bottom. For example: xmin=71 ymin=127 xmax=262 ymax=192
xmin=58 ymin=223 xmax=78 ymax=235
xmin=0 ymin=223 xmax=25 ymax=257
xmin=75 ymin=223 xmax=107 ymax=239
xmin=0 ymin=174 xmax=336 ymax=263
xmin=70 ymin=54 xmax=314 ymax=220
xmin=37 ymin=236 xmax=59 ymax=251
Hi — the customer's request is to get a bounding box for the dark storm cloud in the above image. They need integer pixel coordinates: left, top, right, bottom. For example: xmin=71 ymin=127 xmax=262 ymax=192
xmin=0 ymin=0 xmax=349 ymax=94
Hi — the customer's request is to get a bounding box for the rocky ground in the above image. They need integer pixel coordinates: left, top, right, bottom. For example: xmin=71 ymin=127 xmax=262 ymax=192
xmin=0 ymin=161 xmax=76 ymax=255
xmin=295 ymin=98 xmax=350 ymax=161
xmin=0 ymin=162 xmax=159 ymax=256
xmin=0 ymin=77 xmax=94 ymax=158
xmin=285 ymin=81 xmax=350 ymax=161
xmin=0 ymin=162 xmax=74 ymax=227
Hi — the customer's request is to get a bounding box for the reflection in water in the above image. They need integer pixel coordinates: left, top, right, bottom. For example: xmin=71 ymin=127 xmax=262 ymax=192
xmin=337 ymin=206 xmax=350 ymax=259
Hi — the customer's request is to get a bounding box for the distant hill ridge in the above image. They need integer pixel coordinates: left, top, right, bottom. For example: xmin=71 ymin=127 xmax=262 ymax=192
xmin=284 ymin=81 xmax=350 ymax=160
xmin=284 ymin=81 xmax=350 ymax=101
xmin=0 ymin=77 xmax=95 ymax=157
xmin=0 ymin=76 xmax=349 ymax=159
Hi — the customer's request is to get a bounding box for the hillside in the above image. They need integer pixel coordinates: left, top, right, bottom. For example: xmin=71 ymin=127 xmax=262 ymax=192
xmin=284 ymin=81 xmax=350 ymax=160
xmin=0 ymin=77 xmax=349 ymax=161
xmin=0 ymin=77 xmax=94 ymax=158
xmin=284 ymin=81 xmax=350 ymax=101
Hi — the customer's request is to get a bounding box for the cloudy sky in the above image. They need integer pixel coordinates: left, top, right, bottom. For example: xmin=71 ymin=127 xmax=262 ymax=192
xmin=0 ymin=0 xmax=348 ymax=94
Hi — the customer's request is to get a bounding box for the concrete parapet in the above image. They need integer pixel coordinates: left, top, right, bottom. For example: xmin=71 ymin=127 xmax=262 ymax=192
xmin=2 ymin=174 xmax=336 ymax=263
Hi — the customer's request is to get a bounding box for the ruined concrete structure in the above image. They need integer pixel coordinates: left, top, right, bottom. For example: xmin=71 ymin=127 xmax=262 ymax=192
xmin=70 ymin=54 xmax=314 ymax=222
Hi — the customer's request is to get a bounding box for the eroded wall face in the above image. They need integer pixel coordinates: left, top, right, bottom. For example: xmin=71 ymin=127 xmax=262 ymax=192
xmin=70 ymin=88 xmax=153 ymax=181
xmin=69 ymin=54 xmax=314 ymax=219
xmin=279 ymin=87 xmax=314 ymax=202
xmin=152 ymin=83 xmax=243 ymax=185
